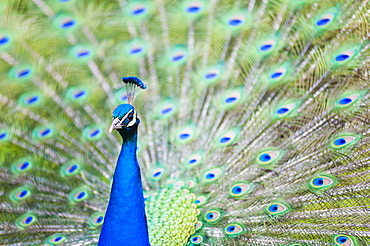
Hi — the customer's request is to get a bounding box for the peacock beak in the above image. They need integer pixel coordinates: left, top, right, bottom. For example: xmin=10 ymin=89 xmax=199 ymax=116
xmin=109 ymin=118 xmax=121 ymax=133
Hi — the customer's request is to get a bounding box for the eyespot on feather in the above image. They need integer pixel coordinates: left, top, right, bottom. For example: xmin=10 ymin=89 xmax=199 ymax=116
xmin=9 ymin=65 xmax=33 ymax=81
xmin=0 ymin=128 xmax=11 ymax=142
xmin=68 ymin=187 xmax=90 ymax=202
xmin=194 ymin=195 xmax=208 ymax=206
xmin=11 ymin=157 xmax=33 ymax=175
xmin=88 ymin=212 xmax=104 ymax=227
xmin=202 ymin=167 xmax=223 ymax=183
xmin=174 ymin=125 xmax=196 ymax=144
xmin=335 ymin=92 xmax=365 ymax=108
xmin=224 ymin=223 xmax=245 ymax=237
xmin=9 ymin=186 xmax=32 ymax=203
xmin=60 ymin=161 xmax=81 ymax=177
xmin=204 ymin=209 xmax=222 ymax=223
xmin=189 ymin=234 xmax=205 ymax=244
xmin=256 ymin=149 xmax=284 ymax=167
xmin=185 ymin=151 xmax=205 ymax=168
xmin=308 ymin=174 xmax=337 ymax=191
xmin=45 ymin=233 xmax=67 ymax=245
xmin=32 ymin=125 xmax=55 ymax=140
xmin=149 ymin=167 xmax=165 ymax=181
xmin=15 ymin=213 xmax=37 ymax=229
xmin=273 ymin=100 xmax=301 ymax=118
xmin=330 ymin=134 xmax=360 ymax=149
xmin=83 ymin=125 xmax=104 ymax=141
xmin=229 ymin=182 xmax=254 ymax=197
xmin=333 ymin=234 xmax=357 ymax=246
xmin=266 ymin=201 xmax=291 ymax=216
xmin=215 ymin=128 xmax=240 ymax=147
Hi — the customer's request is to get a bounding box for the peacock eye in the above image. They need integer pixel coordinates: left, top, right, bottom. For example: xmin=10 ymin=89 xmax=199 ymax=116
xmin=128 ymin=113 xmax=134 ymax=121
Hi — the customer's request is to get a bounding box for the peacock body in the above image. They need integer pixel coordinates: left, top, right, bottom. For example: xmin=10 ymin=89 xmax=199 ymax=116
xmin=0 ymin=0 xmax=370 ymax=245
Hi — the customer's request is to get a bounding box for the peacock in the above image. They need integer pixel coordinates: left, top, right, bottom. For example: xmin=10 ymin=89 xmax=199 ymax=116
xmin=0 ymin=0 xmax=369 ymax=245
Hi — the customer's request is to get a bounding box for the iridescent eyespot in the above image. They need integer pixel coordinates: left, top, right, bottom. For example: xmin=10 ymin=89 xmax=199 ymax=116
xmin=315 ymin=13 xmax=336 ymax=28
xmin=202 ymin=167 xmax=223 ymax=183
xmin=15 ymin=213 xmax=37 ymax=229
xmin=130 ymin=46 xmax=142 ymax=54
xmin=171 ymin=51 xmax=186 ymax=63
xmin=0 ymin=129 xmax=10 ymax=142
xmin=335 ymin=92 xmax=364 ymax=108
xmin=0 ymin=34 xmax=10 ymax=48
xmin=75 ymin=48 xmax=92 ymax=59
xmin=166 ymin=46 xmax=188 ymax=65
xmin=9 ymin=65 xmax=33 ymax=81
xmin=204 ymin=69 xmax=220 ymax=80
xmin=268 ymin=66 xmax=288 ymax=83
xmin=194 ymin=195 xmax=207 ymax=206
xmin=45 ymin=233 xmax=67 ymax=245
xmin=184 ymin=1 xmax=205 ymax=14
xmin=53 ymin=14 xmax=77 ymax=31
xmin=274 ymin=101 xmax=301 ymax=118
xmin=124 ymin=1 xmax=152 ymax=19
xmin=333 ymin=234 xmax=356 ymax=246
xmin=9 ymin=187 xmax=32 ymax=203
xmin=224 ymin=223 xmax=245 ymax=237
xmin=60 ymin=161 xmax=81 ymax=177
xmin=149 ymin=167 xmax=165 ymax=181
xmin=19 ymin=92 xmax=43 ymax=107
xmin=61 ymin=18 xmax=75 ymax=29
xmin=65 ymin=87 xmax=89 ymax=103
xmin=204 ymin=209 xmax=222 ymax=223
xmin=332 ymin=48 xmax=357 ymax=65
xmin=32 ymin=126 xmax=55 ymax=140
xmin=228 ymin=16 xmax=244 ymax=26
xmin=125 ymin=39 xmax=148 ymax=57
xmin=220 ymin=88 xmax=243 ymax=109
xmin=215 ymin=128 xmax=239 ymax=147
xmin=11 ymin=158 xmax=33 ymax=174
xmin=266 ymin=201 xmax=291 ymax=216
xmin=331 ymin=134 xmax=360 ymax=149
xmin=195 ymin=221 xmax=203 ymax=230
xmin=154 ymin=100 xmax=178 ymax=119
xmin=70 ymin=45 xmax=94 ymax=61
xmin=83 ymin=125 xmax=103 ymax=141
xmin=229 ymin=182 xmax=254 ymax=197
xmin=200 ymin=64 xmax=224 ymax=85
xmin=185 ymin=151 xmax=204 ymax=168
xmin=130 ymin=4 xmax=147 ymax=16
xmin=256 ymin=149 xmax=284 ymax=167
xmin=308 ymin=174 xmax=337 ymax=191
xmin=88 ymin=212 xmax=104 ymax=227
xmin=258 ymin=39 xmax=277 ymax=54
xmin=174 ymin=125 xmax=196 ymax=144
xmin=189 ymin=234 xmax=205 ymax=244
xmin=226 ymin=12 xmax=247 ymax=28
xmin=335 ymin=50 xmax=354 ymax=62
xmin=68 ymin=187 xmax=89 ymax=202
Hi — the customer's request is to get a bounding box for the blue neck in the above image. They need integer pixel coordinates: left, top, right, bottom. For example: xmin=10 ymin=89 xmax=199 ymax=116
xmin=99 ymin=126 xmax=150 ymax=246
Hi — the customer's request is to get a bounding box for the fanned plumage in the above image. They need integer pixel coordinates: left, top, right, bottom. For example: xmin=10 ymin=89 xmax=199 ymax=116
xmin=0 ymin=0 xmax=369 ymax=245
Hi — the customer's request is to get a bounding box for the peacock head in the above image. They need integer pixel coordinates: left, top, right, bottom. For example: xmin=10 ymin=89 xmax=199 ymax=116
xmin=109 ymin=104 xmax=139 ymax=133
xmin=109 ymin=76 xmax=146 ymax=135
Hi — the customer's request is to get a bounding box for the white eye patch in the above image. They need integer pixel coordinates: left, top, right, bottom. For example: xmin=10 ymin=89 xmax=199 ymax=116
xmin=109 ymin=109 xmax=136 ymax=132
xmin=127 ymin=110 xmax=137 ymax=127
